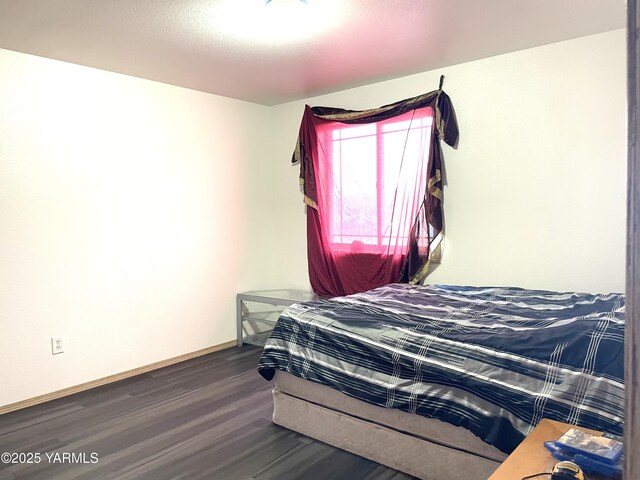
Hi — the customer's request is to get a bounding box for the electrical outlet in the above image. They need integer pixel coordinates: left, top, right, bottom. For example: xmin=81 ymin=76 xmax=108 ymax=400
xmin=51 ymin=336 xmax=64 ymax=355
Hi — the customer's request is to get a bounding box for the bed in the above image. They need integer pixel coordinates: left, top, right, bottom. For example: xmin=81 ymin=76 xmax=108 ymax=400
xmin=257 ymin=283 xmax=625 ymax=480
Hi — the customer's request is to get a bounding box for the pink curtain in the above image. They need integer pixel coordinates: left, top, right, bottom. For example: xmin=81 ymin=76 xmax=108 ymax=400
xmin=293 ymin=90 xmax=458 ymax=296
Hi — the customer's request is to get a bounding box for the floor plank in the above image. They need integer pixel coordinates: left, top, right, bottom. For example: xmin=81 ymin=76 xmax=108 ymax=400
xmin=0 ymin=346 xmax=414 ymax=480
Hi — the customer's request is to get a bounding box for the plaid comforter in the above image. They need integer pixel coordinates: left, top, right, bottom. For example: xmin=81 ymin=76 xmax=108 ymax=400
xmin=257 ymin=284 xmax=624 ymax=453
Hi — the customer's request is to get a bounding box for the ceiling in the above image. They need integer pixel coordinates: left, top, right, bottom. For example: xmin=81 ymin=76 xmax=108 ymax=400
xmin=0 ymin=0 xmax=626 ymax=106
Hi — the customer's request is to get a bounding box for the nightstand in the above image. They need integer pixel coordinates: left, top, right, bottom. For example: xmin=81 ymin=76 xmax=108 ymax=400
xmin=488 ymin=419 xmax=610 ymax=480
xmin=236 ymin=289 xmax=319 ymax=347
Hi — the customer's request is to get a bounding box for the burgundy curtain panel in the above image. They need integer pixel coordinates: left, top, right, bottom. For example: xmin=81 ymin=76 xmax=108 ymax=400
xmin=292 ymin=89 xmax=458 ymax=296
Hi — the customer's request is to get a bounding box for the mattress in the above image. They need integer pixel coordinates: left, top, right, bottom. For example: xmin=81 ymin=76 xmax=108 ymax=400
xmin=258 ymin=283 xmax=625 ymax=453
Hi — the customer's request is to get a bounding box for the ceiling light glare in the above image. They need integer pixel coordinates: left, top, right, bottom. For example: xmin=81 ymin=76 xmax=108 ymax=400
xmin=265 ymin=0 xmax=308 ymax=5
xmin=207 ymin=0 xmax=342 ymax=46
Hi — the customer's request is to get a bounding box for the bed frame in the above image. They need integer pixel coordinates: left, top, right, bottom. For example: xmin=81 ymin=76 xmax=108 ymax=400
xmin=272 ymin=371 xmax=506 ymax=480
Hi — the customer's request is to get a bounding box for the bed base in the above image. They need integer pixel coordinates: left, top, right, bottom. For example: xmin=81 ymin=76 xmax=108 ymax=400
xmin=271 ymin=373 xmax=504 ymax=480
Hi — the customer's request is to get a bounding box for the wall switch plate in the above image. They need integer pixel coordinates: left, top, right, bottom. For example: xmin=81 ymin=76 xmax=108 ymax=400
xmin=51 ymin=336 xmax=64 ymax=355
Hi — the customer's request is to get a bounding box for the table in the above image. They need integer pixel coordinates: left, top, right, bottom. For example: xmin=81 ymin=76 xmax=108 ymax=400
xmin=236 ymin=289 xmax=318 ymax=347
xmin=488 ymin=418 xmax=611 ymax=480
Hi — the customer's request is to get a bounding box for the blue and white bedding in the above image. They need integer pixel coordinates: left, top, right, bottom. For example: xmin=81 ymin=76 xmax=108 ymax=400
xmin=258 ymin=284 xmax=625 ymax=453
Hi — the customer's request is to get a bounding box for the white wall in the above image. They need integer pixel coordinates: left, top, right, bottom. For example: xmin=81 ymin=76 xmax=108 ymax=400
xmin=0 ymin=48 xmax=270 ymax=407
xmin=0 ymin=29 xmax=627 ymax=408
xmin=267 ymin=29 xmax=627 ymax=295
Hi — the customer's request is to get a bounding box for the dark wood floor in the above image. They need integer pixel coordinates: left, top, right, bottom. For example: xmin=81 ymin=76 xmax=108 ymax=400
xmin=0 ymin=346 xmax=414 ymax=480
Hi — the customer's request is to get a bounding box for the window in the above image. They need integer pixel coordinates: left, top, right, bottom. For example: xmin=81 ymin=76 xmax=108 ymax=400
xmin=319 ymin=108 xmax=434 ymax=253
xmin=295 ymin=90 xmax=458 ymax=296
